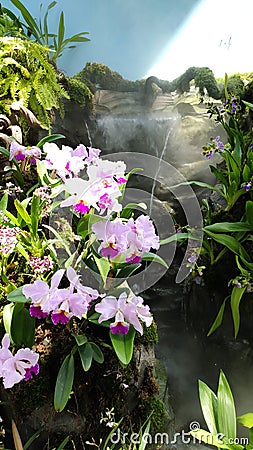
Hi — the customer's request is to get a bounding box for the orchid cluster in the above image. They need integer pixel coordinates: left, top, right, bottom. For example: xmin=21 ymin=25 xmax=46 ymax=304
xmin=92 ymin=215 xmax=159 ymax=263
xmin=9 ymin=141 xmax=41 ymax=164
xmin=0 ymin=334 xmax=39 ymax=388
xmin=0 ymin=135 xmax=161 ymax=406
xmin=95 ymin=291 xmax=152 ymax=335
xmin=22 ymin=267 xmax=99 ymax=324
xmin=43 ymin=142 xmax=101 ymax=180
xmin=61 ymin=158 xmax=127 ymax=215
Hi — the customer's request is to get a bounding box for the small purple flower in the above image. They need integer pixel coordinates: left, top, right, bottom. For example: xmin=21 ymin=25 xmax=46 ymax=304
xmin=242 ymin=182 xmax=252 ymax=192
xmin=9 ymin=141 xmax=27 ymax=161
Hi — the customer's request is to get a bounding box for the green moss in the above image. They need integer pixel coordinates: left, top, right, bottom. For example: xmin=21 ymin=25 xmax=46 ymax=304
xmin=141 ymin=321 xmax=158 ymax=345
xmin=65 ymin=77 xmax=93 ymax=109
xmin=149 ymin=398 xmax=166 ymax=433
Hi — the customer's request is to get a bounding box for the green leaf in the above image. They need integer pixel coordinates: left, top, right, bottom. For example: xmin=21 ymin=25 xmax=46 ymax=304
xmin=57 ymin=11 xmax=65 ymax=52
xmin=10 ymin=0 xmax=42 ymax=42
xmin=246 ymin=201 xmax=253 ymax=228
xmin=204 ymin=222 xmax=252 ymax=233
xmin=207 ymin=297 xmax=228 ymax=336
xmin=125 ymin=167 xmax=143 ymax=180
xmin=78 ymin=342 xmax=93 ymax=371
xmin=160 ymin=232 xmax=192 ymax=245
xmin=0 ymin=193 xmax=8 ymax=212
xmin=115 ymin=263 xmax=141 ymax=281
xmin=77 ymin=213 xmax=102 ymax=239
xmin=217 ymin=370 xmax=236 ymax=440
xmin=54 ymin=353 xmax=74 ymax=412
xmin=230 ymin=286 xmax=246 ymax=338
xmin=90 ymin=343 xmax=104 ymax=364
xmin=242 ymin=100 xmax=253 ymax=110
xmin=7 ymin=286 xmax=29 ymax=303
xmin=56 ymin=436 xmax=70 ymax=450
xmin=72 ymin=334 xmax=88 ymax=346
xmin=141 ymin=251 xmax=168 ymax=268
xmin=93 ymin=255 xmax=110 ymax=286
xmin=120 ymin=202 xmax=147 ymax=219
xmin=37 ymin=134 xmax=65 ymax=148
xmin=204 ymin=230 xmax=250 ymax=260
xmin=10 ymin=303 xmax=35 ymax=348
xmin=3 ymin=303 xmax=15 ymax=336
xmin=15 ymin=242 xmax=30 ymax=260
xmin=31 ymin=194 xmax=40 ymax=236
xmin=237 ymin=413 xmax=253 ymax=429
xmin=14 ymin=199 xmax=31 ymax=224
xmin=199 ymin=380 xmax=218 ymax=435
xmin=210 ymin=165 xmax=228 ymax=187
xmin=110 ymin=326 xmax=135 ymax=365
xmin=242 ymin=164 xmax=251 ymax=182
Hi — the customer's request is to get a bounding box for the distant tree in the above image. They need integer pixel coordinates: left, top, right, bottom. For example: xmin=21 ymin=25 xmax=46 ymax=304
xmin=175 ymin=67 xmax=197 ymax=94
xmin=194 ymin=67 xmax=221 ymax=99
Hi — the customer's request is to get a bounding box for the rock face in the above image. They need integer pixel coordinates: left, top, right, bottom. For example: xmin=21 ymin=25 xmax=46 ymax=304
xmin=52 ymin=90 xmax=225 ymax=192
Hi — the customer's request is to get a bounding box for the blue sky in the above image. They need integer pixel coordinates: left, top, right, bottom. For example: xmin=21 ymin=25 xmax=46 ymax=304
xmin=4 ymin=0 xmax=201 ymax=79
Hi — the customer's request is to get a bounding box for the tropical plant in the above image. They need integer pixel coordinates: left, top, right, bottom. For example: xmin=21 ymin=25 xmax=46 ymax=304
xmin=0 ymin=36 xmax=69 ymax=129
xmin=4 ymin=0 xmax=90 ymax=62
xmin=190 ymin=371 xmax=253 ymax=450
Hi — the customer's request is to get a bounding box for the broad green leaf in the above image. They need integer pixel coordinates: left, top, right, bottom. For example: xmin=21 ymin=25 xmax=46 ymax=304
xmin=7 ymin=286 xmax=29 ymax=303
xmin=3 ymin=303 xmax=15 ymax=336
xmin=78 ymin=342 xmax=93 ymax=371
xmin=5 ymin=210 xmax=20 ymax=227
xmin=10 ymin=303 xmax=35 ymax=348
xmin=110 ymin=326 xmax=135 ymax=365
xmin=115 ymin=263 xmax=141 ymax=281
xmin=207 ymin=297 xmax=228 ymax=336
xmin=204 ymin=230 xmax=249 ymax=260
xmin=54 ymin=354 xmax=74 ymax=412
xmin=141 ymin=251 xmax=168 ymax=268
xmin=168 ymin=180 xmax=225 ymax=198
xmin=14 ymin=199 xmax=31 ymax=224
xmin=242 ymin=164 xmax=251 ymax=182
xmin=199 ymin=380 xmax=218 ymax=434
xmin=230 ymin=286 xmax=246 ymax=338
xmin=16 ymin=242 xmax=30 ymax=260
xmin=0 ymin=193 xmax=8 ymax=212
xmin=90 ymin=343 xmax=104 ymax=364
xmin=31 ymin=195 xmax=40 ymax=236
xmin=190 ymin=429 xmax=229 ymax=448
xmin=204 ymin=222 xmax=252 ymax=233
xmin=217 ymin=371 xmax=236 ymax=440
xmin=93 ymin=255 xmax=110 ymax=286
xmin=242 ymin=100 xmax=253 ymax=110
xmin=237 ymin=413 xmax=253 ymax=428
xmin=72 ymin=334 xmax=88 ymax=346
xmin=233 ymin=137 xmax=242 ymax=167
xmin=246 ymin=201 xmax=253 ymax=228
xmin=77 ymin=213 xmax=102 ymax=238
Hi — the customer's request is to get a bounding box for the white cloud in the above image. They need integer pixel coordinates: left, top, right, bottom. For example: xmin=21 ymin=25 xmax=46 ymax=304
xmin=146 ymin=0 xmax=253 ymax=80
